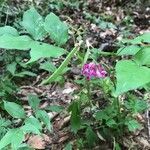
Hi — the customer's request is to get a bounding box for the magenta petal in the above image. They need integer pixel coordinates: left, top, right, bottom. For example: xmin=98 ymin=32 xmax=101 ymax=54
xmin=82 ymin=63 xmax=107 ymax=80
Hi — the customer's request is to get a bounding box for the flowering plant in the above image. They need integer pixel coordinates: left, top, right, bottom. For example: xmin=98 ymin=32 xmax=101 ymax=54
xmin=82 ymin=63 xmax=107 ymax=80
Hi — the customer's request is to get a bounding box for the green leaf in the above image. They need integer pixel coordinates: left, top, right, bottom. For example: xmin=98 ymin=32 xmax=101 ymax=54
xmin=125 ymin=118 xmax=142 ymax=132
xmin=35 ymin=110 xmax=52 ymax=131
xmin=85 ymin=126 xmax=97 ymax=147
xmin=123 ymin=33 xmax=150 ymax=44
xmin=21 ymin=116 xmax=42 ymax=134
xmin=7 ymin=62 xmax=17 ymax=75
xmin=28 ymin=42 xmax=65 ymax=63
xmin=4 ymin=101 xmax=26 ymax=119
xmin=0 ymin=35 xmax=33 ymax=50
xmin=45 ymin=105 xmax=64 ymax=113
xmin=134 ymin=47 xmax=150 ymax=66
xmin=41 ymin=45 xmax=80 ymax=84
xmin=40 ymin=61 xmax=57 ymax=73
xmin=68 ymin=101 xmax=81 ymax=133
xmin=0 ymin=129 xmax=24 ymax=150
xmin=0 ymin=26 xmax=19 ymax=36
xmin=115 ymin=60 xmax=150 ymax=96
xmin=95 ymin=111 xmax=109 ymax=121
xmin=28 ymin=94 xmax=40 ymax=110
xmin=106 ymin=119 xmax=117 ymax=127
xmin=14 ymin=71 xmax=37 ymax=77
xmin=117 ymin=45 xmax=141 ymax=56
xmin=64 ymin=143 xmax=72 ymax=150
xmin=11 ymin=129 xmax=24 ymax=150
xmin=24 ymin=116 xmax=42 ymax=130
xmin=0 ymin=118 xmax=11 ymax=128
xmin=0 ymin=129 xmax=14 ymax=149
xmin=21 ymin=124 xmax=41 ymax=135
xmin=21 ymin=7 xmax=46 ymax=40
xmin=44 ymin=12 xmax=68 ymax=45
xmin=125 ymin=99 xmax=147 ymax=113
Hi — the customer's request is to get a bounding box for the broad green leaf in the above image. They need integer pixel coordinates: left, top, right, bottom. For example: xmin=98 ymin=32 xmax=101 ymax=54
xmin=125 ymin=118 xmax=142 ymax=132
xmin=85 ymin=126 xmax=97 ymax=146
xmin=125 ymin=99 xmax=147 ymax=113
xmin=68 ymin=101 xmax=81 ymax=133
xmin=45 ymin=105 xmax=64 ymax=113
xmin=4 ymin=101 xmax=26 ymax=119
xmin=134 ymin=47 xmax=150 ymax=66
xmin=40 ymin=61 xmax=57 ymax=73
xmin=44 ymin=12 xmax=68 ymax=45
xmin=11 ymin=129 xmax=24 ymax=150
xmin=0 ymin=129 xmax=15 ymax=149
xmin=0 ymin=35 xmax=33 ymax=50
xmin=0 ymin=129 xmax=24 ymax=150
xmin=7 ymin=62 xmax=17 ymax=75
xmin=41 ymin=46 xmax=80 ymax=84
xmin=0 ymin=26 xmax=19 ymax=36
xmin=24 ymin=116 xmax=42 ymax=130
xmin=115 ymin=60 xmax=150 ymax=96
xmin=28 ymin=42 xmax=65 ymax=63
xmin=21 ymin=116 xmax=42 ymax=134
xmin=35 ymin=110 xmax=52 ymax=131
xmin=21 ymin=123 xmax=41 ymax=135
xmin=131 ymin=32 xmax=150 ymax=44
xmin=123 ymin=32 xmax=150 ymax=44
xmin=21 ymin=7 xmax=46 ymax=40
xmin=28 ymin=95 xmax=40 ymax=110
xmin=117 ymin=45 xmax=141 ymax=56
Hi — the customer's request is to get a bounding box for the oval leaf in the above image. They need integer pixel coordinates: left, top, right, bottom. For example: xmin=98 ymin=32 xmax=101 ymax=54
xmin=4 ymin=101 xmax=26 ymax=119
xmin=44 ymin=13 xmax=69 ymax=46
xmin=21 ymin=7 xmax=46 ymax=40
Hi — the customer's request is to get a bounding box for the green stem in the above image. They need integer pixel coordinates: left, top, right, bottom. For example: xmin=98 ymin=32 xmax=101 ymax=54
xmin=86 ymin=79 xmax=93 ymax=108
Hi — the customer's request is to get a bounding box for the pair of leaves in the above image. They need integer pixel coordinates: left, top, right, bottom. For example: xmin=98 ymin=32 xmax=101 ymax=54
xmin=21 ymin=7 xmax=68 ymax=45
xmin=117 ymin=32 xmax=150 ymax=57
xmin=122 ymin=32 xmax=150 ymax=44
xmin=28 ymin=95 xmax=52 ymax=131
xmin=0 ymin=34 xmax=65 ymax=63
xmin=7 ymin=62 xmax=36 ymax=77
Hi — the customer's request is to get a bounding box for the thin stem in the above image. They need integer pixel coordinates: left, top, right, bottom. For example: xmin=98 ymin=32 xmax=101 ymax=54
xmin=86 ymin=79 xmax=93 ymax=108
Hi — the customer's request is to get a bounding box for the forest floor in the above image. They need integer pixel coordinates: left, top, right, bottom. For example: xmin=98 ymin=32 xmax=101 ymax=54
xmin=0 ymin=0 xmax=150 ymax=149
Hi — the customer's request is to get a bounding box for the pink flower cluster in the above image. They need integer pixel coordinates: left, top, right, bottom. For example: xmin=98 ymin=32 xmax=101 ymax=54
xmin=82 ymin=63 xmax=107 ymax=80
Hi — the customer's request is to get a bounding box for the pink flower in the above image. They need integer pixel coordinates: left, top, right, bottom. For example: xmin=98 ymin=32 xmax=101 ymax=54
xmin=82 ymin=63 xmax=107 ymax=80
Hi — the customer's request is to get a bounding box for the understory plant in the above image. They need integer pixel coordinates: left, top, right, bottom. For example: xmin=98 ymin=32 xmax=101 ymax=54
xmin=0 ymin=5 xmax=150 ymax=150
xmin=68 ymin=32 xmax=150 ymax=148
